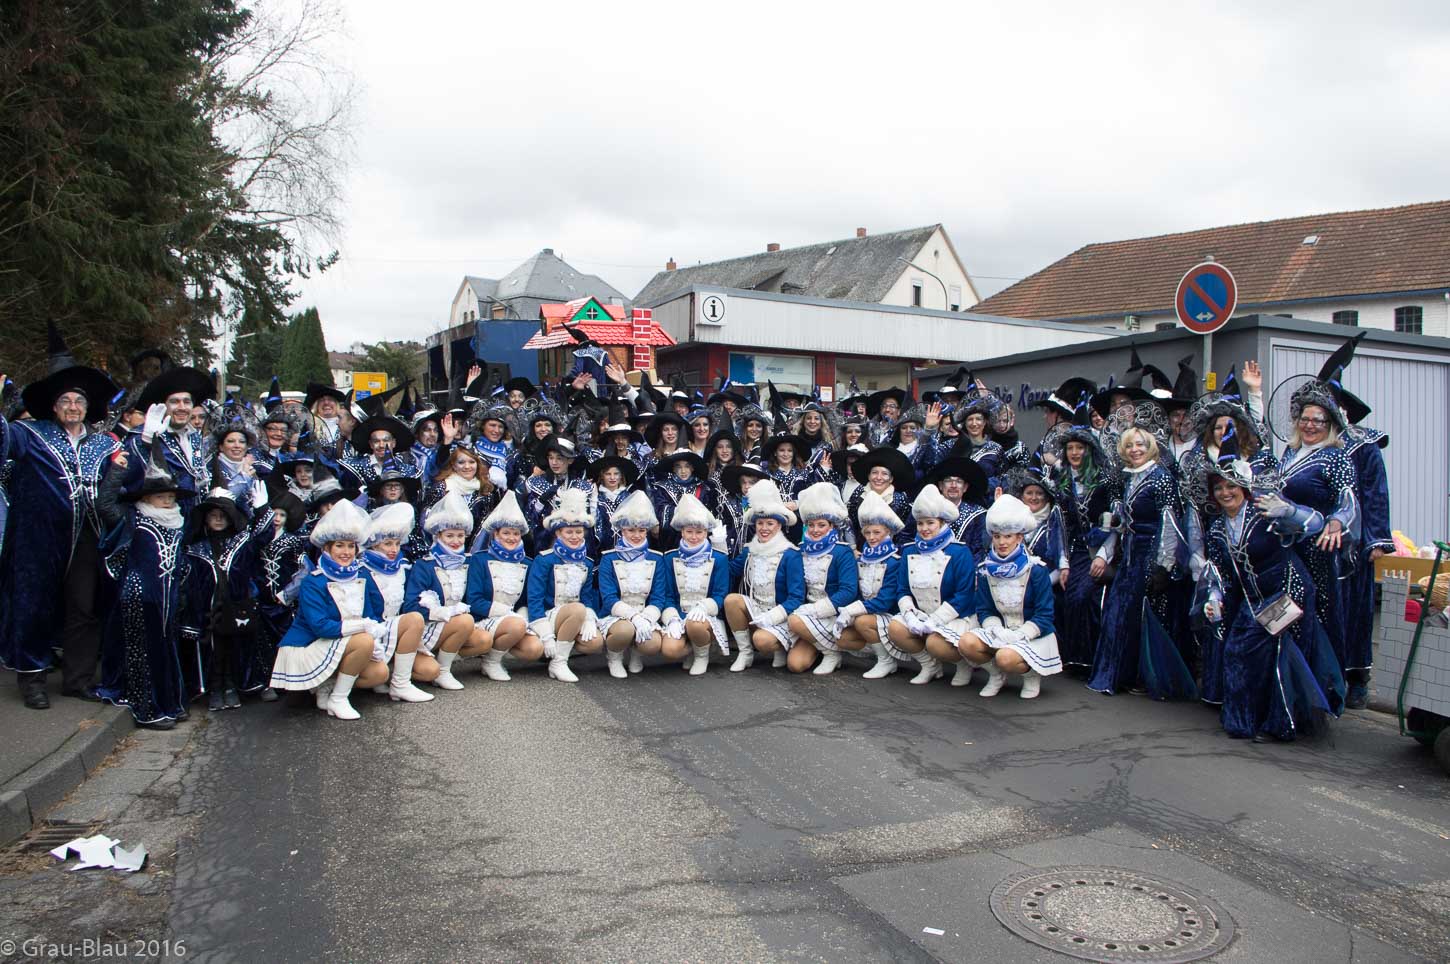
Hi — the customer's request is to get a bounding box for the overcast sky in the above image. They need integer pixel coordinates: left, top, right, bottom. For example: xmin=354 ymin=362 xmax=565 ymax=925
xmin=288 ymin=0 xmax=1450 ymax=349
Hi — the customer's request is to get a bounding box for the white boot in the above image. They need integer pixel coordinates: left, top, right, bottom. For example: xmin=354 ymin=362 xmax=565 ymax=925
xmin=813 ymin=650 xmax=842 ymax=676
xmin=627 ymin=648 xmax=644 ymax=674
xmin=771 ymin=649 xmax=788 ymax=669
xmin=432 ymin=651 xmax=464 ymax=690
xmin=862 ymin=643 xmax=898 ymax=679
xmin=729 ymin=631 xmax=754 ymax=672
xmin=909 ymin=651 xmax=942 ymax=685
xmin=950 ymin=661 xmax=975 ymax=687
xmin=689 ymin=644 xmax=711 ymax=676
xmin=370 ymin=683 xmax=389 ymax=694
xmin=548 ymin=640 xmax=578 ymax=682
xmin=313 ymin=678 xmax=334 ymax=711
xmin=605 ymin=648 xmax=629 ymax=679
xmin=389 ymin=651 xmax=435 ymax=702
xmin=326 ymin=672 xmax=361 ymax=720
xmin=1019 ymin=671 xmax=1042 ymax=699
xmin=480 ymin=649 xmax=511 ymax=681
xmin=978 ymin=663 xmax=1007 ymax=697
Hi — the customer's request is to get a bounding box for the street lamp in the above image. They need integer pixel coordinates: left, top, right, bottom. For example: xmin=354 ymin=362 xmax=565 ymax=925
xmin=218 ymin=328 xmax=259 ymax=394
xmin=895 ymin=257 xmax=952 ymax=311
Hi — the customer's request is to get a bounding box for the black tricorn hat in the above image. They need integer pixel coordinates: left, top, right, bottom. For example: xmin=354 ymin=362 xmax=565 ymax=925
xmin=350 ymin=414 xmax=415 ymax=454
xmin=720 ymin=462 xmax=768 ymax=497
xmin=21 ymin=323 xmax=119 ymax=424
xmin=586 ymin=455 xmax=640 ymax=486
xmin=304 ymin=381 xmax=348 ymax=408
xmin=851 ymin=446 xmax=916 ymax=490
xmin=923 ymin=456 xmax=989 ymax=505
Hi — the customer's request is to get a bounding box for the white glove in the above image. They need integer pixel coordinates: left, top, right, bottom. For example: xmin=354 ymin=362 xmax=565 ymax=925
xmin=141 ymin=403 xmax=168 ymax=442
xmin=529 ymin=618 xmax=557 ymax=652
xmin=610 ymin=601 xmax=638 ymax=619
xmin=752 ymin=605 xmax=787 ymax=627
xmin=579 ymin=618 xmax=599 ymax=642
xmin=361 ymin=618 xmax=387 ymax=639
xmin=708 ymin=524 xmax=728 ymax=552
xmin=904 ymin=609 xmax=932 ymax=637
xmin=1205 ymin=597 xmax=1223 ymax=623
xmin=488 ymin=465 xmax=508 ymax=489
xmin=685 ymin=603 xmax=712 ymax=623
xmin=250 ymin=479 xmax=269 ymax=509
xmin=834 ymin=609 xmax=853 ymax=632
xmin=1256 ymin=493 xmax=1294 ymax=519
xmin=665 ymin=618 xmax=685 ymax=638
xmin=630 ymin=613 xmax=655 ymax=643
xmin=340 ymin=617 xmax=368 ymax=636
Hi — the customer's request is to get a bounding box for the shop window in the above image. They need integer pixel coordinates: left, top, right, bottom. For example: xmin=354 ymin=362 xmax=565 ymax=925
xmin=1394 ymin=306 xmax=1423 ymax=334
xmin=1332 ymin=310 xmax=1358 ymax=327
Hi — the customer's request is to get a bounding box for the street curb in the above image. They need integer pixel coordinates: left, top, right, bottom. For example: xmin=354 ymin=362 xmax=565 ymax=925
xmin=0 ymin=705 xmax=132 ymax=847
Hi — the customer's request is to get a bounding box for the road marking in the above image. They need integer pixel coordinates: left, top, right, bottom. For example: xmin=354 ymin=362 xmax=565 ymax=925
xmin=1308 ymin=786 xmax=1450 ymax=839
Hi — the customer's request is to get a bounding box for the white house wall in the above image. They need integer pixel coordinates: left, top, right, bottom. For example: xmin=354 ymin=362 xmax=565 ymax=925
xmin=878 ymin=226 xmax=980 ymax=310
xmin=1069 ymin=292 xmax=1450 ymax=338
xmin=651 ymin=289 xmax=1114 ymax=361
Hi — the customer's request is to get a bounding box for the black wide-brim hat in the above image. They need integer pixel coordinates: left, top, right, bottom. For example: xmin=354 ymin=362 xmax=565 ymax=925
xmin=586 ymin=455 xmax=640 ymax=486
xmin=188 ymin=491 xmax=249 ymax=542
xmin=1089 ymin=384 xmax=1155 ymax=419
xmin=706 ymin=389 xmax=750 ymax=408
xmin=22 ymin=365 xmax=119 ymax=424
xmin=720 ymin=463 xmax=768 ymax=497
xmin=1331 ymin=385 xmax=1372 ymax=425
xmin=599 ymin=425 xmax=645 ymax=448
xmin=1033 ymin=377 xmax=1098 ymax=418
xmin=761 ymin=433 xmax=806 ymax=464
xmin=504 ymin=376 xmax=536 ymax=398
xmin=865 ymin=387 xmax=906 ymax=418
xmin=534 ymin=434 xmax=579 ymax=462
xmin=304 ymin=381 xmax=348 ymax=408
xmin=923 ymin=456 xmax=988 ymax=504
xmin=643 ymin=412 xmax=688 ymax=448
xmin=351 ymin=415 xmax=414 ymax=453
xmin=269 ymin=491 xmax=308 ymax=532
xmin=137 ymin=366 xmax=215 ymax=409
xmin=704 ymin=429 xmax=742 ymax=459
xmin=851 ymin=447 xmax=916 ymax=490
xmin=366 ymin=472 xmax=421 ymax=502
xmin=658 ymin=450 xmax=708 ymax=479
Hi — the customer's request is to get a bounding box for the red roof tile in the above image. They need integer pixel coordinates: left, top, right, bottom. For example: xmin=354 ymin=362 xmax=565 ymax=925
xmin=523 ymin=320 xmax=676 ymax=350
xmin=972 ymin=200 xmax=1450 ymax=321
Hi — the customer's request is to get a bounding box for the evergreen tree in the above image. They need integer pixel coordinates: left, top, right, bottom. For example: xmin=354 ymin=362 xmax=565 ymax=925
xmin=228 ymin=304 xmax=286 ymax=398
xmin=280 ymin=307 xmax=332 ymax=390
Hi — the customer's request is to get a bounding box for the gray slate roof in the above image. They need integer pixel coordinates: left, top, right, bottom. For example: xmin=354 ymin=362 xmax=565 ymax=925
xmin=465 ymin=276 xmax=499 ymax=301
xmin=635 ymin=225 xmax=938 ymax=306
xmin=492 ymin=249 xmax=627 ymax=305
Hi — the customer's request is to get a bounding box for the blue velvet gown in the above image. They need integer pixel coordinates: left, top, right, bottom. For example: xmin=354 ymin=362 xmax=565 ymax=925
xmin=1203 ymin=502 xmax=1345 ymax=739
xmin=1057 ymin=469 xmax=1115 ymax=673
xmin=1341 ymin=429 xmax=1392 ymax=678
xmin=1277 ymin=445 xmax=1359 ymax=673
xmin=98 ymin=513 xmax=190 ymax=724
xmin=1088 ymin=463 xmax=1182 ymax=695
xmin=0 ymin=417 xmax=120 ymax=673
xmin=182 ymin=511 xmax=277 ymax=694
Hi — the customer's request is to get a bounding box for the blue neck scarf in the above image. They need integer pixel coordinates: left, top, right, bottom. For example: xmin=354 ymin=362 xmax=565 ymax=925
xmin=915 ymin=526 xmax=954 ymax=555
xmin=678 ymin=537 xmax=713 ymax=568
xmin=431 ymin=541 xmax=468 ymax=570
xmin=613 ymin=534 xmax=650 ymax=564
xmin=555 ymin=540 xmax=590 ymax=565
xmin=800 ymin=527 xmax=838 ymax=557
xmin=319 ymin=553 xmax=360 ymax=583
xmin=982 ymin=544 xmax=1032 ymax=579
xmin=475 ymin=437 xmax=509 ymax=467
xmin=860 ymin=538 xmax=898 ymax=564
xmin=363 ymin=549 xmax=405 ymax=576
xmin=487 ymin=540 xmax=528 ymax=565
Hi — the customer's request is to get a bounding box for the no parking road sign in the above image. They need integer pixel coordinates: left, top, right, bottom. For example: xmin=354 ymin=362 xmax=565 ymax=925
xmin=1174 ymin=261 xmax=1238 ymax=334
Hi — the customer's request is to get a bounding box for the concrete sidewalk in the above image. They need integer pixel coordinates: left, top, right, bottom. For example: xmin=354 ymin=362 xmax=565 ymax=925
xmin=0 ymin=673 xmax=131 ymax=846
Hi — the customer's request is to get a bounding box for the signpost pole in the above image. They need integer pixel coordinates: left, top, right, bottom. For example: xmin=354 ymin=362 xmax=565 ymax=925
xmin=1203 ymin=333 xmax=1213 ymax=391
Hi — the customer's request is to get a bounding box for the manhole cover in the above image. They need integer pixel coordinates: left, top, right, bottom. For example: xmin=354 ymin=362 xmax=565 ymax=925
xmin=989 ymin=866 xmax=1235 ymax=963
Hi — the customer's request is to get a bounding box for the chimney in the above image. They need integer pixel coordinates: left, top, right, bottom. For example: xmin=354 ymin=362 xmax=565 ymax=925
xmin=856 ymin=227 xmax=867 ymax=238
xmin=666 ymin=257 xmax=677 ymax=271
xmin=542 ymin=247 xmax=554 ymax=255
xmin=766 ymin=242 xmax=780 ymax=253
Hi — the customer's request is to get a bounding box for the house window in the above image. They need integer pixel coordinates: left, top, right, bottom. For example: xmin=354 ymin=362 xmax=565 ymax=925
xmin=491 ymin=303 xmax=505 ymax=320
xmin=949 ymin=285 xmax=961 ymax=312
xmin=911 ymin=281 xmax=923 ymax=307
xmin=1394 ymin=305 xmax=1423 ymax=334
xmin=1332 ymin=310 xmax=1358 ymax=327
xmin=583 ymin=305 xmax=601 ymax=320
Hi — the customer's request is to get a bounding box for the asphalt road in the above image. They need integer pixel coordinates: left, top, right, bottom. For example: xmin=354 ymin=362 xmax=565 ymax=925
xmin=159 ymin=655 xmax=1448 ymax=963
